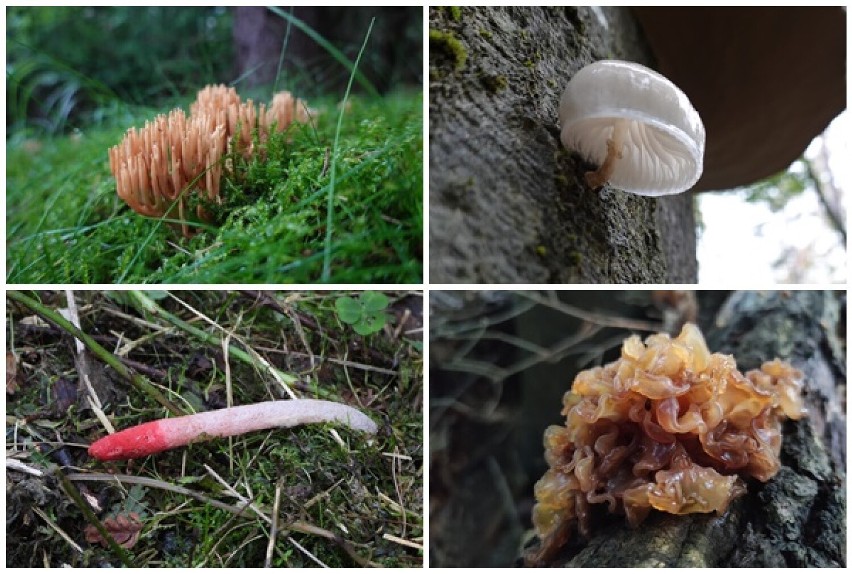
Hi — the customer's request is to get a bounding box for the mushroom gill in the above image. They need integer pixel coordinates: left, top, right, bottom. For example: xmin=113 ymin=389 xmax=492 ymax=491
xmin=109 ymin=84 xmax=310 ymax=237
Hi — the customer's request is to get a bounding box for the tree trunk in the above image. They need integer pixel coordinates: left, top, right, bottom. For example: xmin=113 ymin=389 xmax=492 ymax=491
xmin=428 ymin=7 xmax=697 ymax=283
xmin=429 ymin=290 xmax=846 ymax=567
xmin=233 ymin=6 xmax=320 ymax=89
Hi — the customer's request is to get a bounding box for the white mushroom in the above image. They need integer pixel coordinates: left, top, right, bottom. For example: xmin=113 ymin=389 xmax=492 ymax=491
xmin=559 ymin=60 xmax=705 ymax=196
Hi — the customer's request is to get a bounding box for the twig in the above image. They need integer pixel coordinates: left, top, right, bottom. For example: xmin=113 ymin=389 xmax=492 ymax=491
xmin=265 ymin=479 xmax=284 ymax=568
xmin=254 ymin=346 xmax=399 ymax=376
xmin=521 ymin=291 xmax=665 ymax=332
xmin=286 ymin=536 xmax=328 ymax=568
xmin=7 ymin=291 xmax=184 ymax=416
xmin=391 ymin=445 xmax=407 ymax=537
xmin=803 ymin=151 xmax=846 ymax=243
xmin=6 ymin=458 xmax=44 ymax=477
xmin=63 ymin=290 xmax=85 ymax=355
xmin=65 ymin=473 xmax=254 ymax=515
xmin=204 ymin=464 xmax=272 ymax=525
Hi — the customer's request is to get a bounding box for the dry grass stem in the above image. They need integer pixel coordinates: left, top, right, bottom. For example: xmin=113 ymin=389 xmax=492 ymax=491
xmin=382 ymin=533 xmax=422 ymax=551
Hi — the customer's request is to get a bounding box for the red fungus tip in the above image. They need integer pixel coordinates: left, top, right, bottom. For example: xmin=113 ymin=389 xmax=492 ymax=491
xmin=88 ymin=420 xmax=172 ymax=461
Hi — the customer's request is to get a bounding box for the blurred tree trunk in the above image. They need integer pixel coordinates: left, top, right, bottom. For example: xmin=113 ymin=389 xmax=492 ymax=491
xmin=232 ymin=6 xmax=319 ymax=88
xmin=428 ymin=6 xmax=697 ymax=283
xmin=233 ymin=7 xmax=421 ymax=93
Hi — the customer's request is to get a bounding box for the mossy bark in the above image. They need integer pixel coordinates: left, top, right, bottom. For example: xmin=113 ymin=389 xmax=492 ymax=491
xmin=429 ymin=7 xmax=697 ymax=283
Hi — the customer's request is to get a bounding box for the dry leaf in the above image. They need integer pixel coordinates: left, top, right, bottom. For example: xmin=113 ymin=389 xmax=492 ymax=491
xmin=6 ymin=351 xmax=20 ymax=394
xmin=84 ymin=512 xmax=144 ymax=549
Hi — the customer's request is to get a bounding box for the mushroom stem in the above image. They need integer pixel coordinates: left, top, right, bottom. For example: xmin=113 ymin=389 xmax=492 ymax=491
xmin=585 ymin=118 xmax=628 ymax=189
xmin=88 ymin=399 xmax=378 ymax=461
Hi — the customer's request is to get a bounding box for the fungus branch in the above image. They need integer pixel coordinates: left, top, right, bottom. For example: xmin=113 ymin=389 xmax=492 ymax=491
xmin=108 ymin=84 xmax=310 ymax=237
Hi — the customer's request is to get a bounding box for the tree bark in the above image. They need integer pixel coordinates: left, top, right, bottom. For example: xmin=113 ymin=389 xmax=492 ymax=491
xmin=428 ymin=7 xmax=697 ymax=283
xmin=429 ymin=290 xmax=846 ymax=567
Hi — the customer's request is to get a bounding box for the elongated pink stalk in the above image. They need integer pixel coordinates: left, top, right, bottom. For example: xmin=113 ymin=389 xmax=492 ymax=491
xmin=89 ymin=399 xmax=378 ymax=461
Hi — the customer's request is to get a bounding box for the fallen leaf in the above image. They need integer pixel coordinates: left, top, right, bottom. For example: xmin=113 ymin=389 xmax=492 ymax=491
xmin=52 ymin=377 xmax=78 ymax=413
xmin=6 ymin=352 xmax=20 ymax=394
xmin=84 ymin=512 xmax=144 ymax=549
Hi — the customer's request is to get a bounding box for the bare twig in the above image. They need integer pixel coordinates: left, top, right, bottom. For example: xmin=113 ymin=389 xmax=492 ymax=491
xmin=382 ymin=533 xmax=423 ymax=551
xmin=265 ymin=479 xmax=284 ymax=568
xmin=6 ymin=458 xmax=44 ymax=477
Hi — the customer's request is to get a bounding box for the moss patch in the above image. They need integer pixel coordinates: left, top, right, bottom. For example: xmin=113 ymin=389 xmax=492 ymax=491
xmin=429 ymin=29 xmax=467 ymax=71
xmin=482 ymin=73 xmax=508 ymax=93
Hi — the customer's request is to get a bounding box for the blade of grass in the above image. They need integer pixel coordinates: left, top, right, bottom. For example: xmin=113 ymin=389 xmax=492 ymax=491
xmin=322 ymin=17 xmax=375 ymax=280
xmin=55 ymin=468 xmax=135 ymax=566
xmin=272 ymin=7 xmax=294 ymax=96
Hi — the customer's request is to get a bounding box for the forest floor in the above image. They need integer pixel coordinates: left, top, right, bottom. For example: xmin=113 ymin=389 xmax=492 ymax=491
xmin=6 ymin=90 xmax=422 ymax=284
xmin=6 ymin=290 xmax=423 ymax=567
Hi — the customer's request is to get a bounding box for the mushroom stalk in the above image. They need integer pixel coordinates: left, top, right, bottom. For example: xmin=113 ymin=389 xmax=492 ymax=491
xmin=88 ymin=399 xmax=378 ymax=461
xmin=585 ymin=118 xmax=628 ymax=189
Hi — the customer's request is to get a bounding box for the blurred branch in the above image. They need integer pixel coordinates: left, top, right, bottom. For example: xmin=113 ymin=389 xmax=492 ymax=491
xmin=803 ymin=142 xmax=846 ymax=244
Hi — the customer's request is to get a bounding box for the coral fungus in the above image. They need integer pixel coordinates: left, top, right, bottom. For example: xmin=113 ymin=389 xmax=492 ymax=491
xmin=108 ymin=84 xmax=309 ymax=237
xmin=528 ymin=323 xmax=805 ymax=565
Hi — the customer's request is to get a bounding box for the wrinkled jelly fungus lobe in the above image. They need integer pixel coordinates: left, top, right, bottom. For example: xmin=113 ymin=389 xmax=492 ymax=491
xmin=529 ymin=323 xmax=804 ymax=564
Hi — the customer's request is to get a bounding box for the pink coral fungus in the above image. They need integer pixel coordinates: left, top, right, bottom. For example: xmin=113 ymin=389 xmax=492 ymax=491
xmin=528 ymin=323 xmax=805 ymax=565
xmin=108 ymin=84 xmax=309 ymax=237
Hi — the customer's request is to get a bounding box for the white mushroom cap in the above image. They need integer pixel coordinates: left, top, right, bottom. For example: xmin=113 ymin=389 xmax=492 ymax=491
xmin=559 ymin=60 xmax=705 ymax=196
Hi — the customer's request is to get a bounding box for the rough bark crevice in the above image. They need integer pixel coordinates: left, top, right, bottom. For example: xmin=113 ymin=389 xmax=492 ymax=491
xmin=429 ymin=7 xmax=698 ymax=283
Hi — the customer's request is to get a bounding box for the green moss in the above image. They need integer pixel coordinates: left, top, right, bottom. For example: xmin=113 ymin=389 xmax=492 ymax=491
xmin=567 ymin=251 xmax=582 ymax=265
xmin=536 ymin=245 xmax=547 ymax=257
xmin=478 ymin=28 xmax=492 ymax=40
xmin=7 ymin=91 xmax=423 ymax=283
xmin=448 ymin=6 xmax=461 ymax=22
xmin=523 ymin=59 xmax=534 ymax=69
xmin=482 ymin=74 xmax=508 ymax=94
xmin=429 ymin=28 xmax=467 ymax=71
